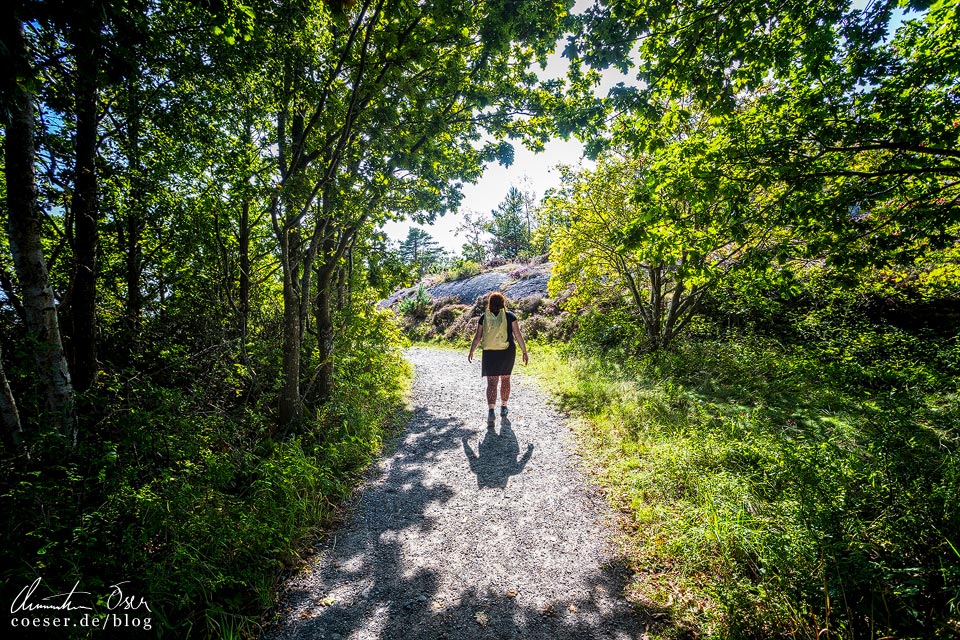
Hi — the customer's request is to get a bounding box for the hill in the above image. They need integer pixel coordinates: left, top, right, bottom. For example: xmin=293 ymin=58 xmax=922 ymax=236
xmin=382 ymin=257 xmax=572 ymax=342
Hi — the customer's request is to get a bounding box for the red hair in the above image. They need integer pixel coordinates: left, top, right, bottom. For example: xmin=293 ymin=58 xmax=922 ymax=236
xmin=487 ymin=292 xmax=506 ymax=314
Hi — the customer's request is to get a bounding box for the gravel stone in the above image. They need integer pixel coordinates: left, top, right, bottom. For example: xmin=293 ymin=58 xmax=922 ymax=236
xmin=264 ymin=346 xmax=647 ymax=640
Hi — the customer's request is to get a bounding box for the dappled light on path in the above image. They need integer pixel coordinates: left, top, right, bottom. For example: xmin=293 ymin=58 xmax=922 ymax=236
xmin=265 ymin=347 xmax=659 ymax=639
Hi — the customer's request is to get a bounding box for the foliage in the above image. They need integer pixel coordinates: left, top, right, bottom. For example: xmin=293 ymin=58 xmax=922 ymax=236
xmin=487 ymin=186 xmax=534 ymax=261
xmin=365 ymin=231 xmax=413 ymax=298
xmin=3 ymin=0 xmax=575 ymax=631
xmin=545 ymin=143 xmax=756 ymax=351
xmin=397 ymin=228 xmax=447 ymax=280
xmin=456 ymin=209 xmax=492 ymax=264
xmin=531 ymin=279 xmax=960 ymax=638
xmin=4 ymin=0 xmax=960 ymax=638
xmin=0 ymin=298 xmax=410 ymax=638
xmin=442 ymin=258 xmax=483 ymax=282
xmin=567 ymin=0 xmax=960 ymax=271
xmin=398 ymin=284 xmax=432 ymax=320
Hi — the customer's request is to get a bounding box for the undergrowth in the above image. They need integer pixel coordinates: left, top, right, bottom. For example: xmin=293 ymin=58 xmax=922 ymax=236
xmin=0 ymin=305 xmax=411 ymax=638
xmin=531 ymin=323 xmax=960 ymax=639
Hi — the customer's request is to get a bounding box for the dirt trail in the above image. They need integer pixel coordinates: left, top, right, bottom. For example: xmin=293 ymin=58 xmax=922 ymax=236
xmin=265 ymin=346 xmax=647 ymax=640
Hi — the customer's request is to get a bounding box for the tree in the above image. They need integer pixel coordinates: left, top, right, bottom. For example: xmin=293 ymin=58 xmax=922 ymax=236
xmin=456 ymin=209 xmax=491 ymax=263
xmin=519 ymin=178 xmax=546 ymax=255
xmin=546 ymin=139 xmax=756 ymax=351
xmin=1 ymin=9 xmax=75 ymax=441
xmin=250 ymin=0 xmax=571 ymax=426
xmin=568 ymin=0 xmax=960 ymax=270
xmin=365 ymin=231 xmax=409 ymax=296
xmin=487 ymin=186 xmax=531 ymax=260
xmin=398 ymin=228 xmax=445 ymax=278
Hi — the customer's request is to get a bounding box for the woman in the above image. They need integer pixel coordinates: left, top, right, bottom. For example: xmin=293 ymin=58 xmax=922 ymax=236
xmin=468 ymin=292 xmax=529 ymax=422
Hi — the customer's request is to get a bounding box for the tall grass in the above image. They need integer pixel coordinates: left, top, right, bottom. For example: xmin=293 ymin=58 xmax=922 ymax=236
xmin=531 ymin=333 xmax=960 ymax=638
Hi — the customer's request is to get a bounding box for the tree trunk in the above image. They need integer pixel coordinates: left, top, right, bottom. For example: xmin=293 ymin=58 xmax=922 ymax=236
xmin=278 ymin=225 xmax=303 ymax=427
xmin=123 ymin=82 xmax=144 ymax=360
xmin=662 ymin=278 xmax=685 ymax=349
xmin=237 ymin=118 xmax=253 ymax=343
xmin=0 ymin=341 xmax=23 ymax=452
xmin=238 ymin=197 xmax=251 ymax=343
xmin=66 ymin=14 xmax=102 ymax=392
xmin=336 ymin=246 xmax=352 ymax=312
xmin=1 ymin=13 xmax=75 ymax=440
xmin=315 ymin=279 xmax=335 ymax=404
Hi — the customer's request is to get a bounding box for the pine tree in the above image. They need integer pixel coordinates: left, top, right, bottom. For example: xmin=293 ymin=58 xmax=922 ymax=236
xmin=487 ymin=186 xmax=530 ymax=260
xmin=398 ymin=228 xmax=446 ymax=278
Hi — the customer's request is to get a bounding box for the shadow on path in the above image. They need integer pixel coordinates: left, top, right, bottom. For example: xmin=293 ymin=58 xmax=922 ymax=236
xmin=266 ymin=353 xmax=681 ymax=640
xmin=462 ymin=418 xmax=533 ymax=489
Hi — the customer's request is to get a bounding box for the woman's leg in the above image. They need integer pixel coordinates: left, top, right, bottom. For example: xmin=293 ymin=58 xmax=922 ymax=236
xmin=486 ymin=376 xmax=498 ymax=409
xmin=499 ymin=375 xmax=511 ymax=406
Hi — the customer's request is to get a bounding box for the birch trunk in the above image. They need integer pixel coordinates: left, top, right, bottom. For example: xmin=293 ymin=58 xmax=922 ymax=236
xmin=1 ymin=13 xmax=75 ymax=440
xmin=0 ymin=342 xmax=23 ymax=451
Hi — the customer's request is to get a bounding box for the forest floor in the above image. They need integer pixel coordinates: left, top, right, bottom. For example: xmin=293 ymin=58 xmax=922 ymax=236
xmin=264 ymin=345 xmax=652 ymax=640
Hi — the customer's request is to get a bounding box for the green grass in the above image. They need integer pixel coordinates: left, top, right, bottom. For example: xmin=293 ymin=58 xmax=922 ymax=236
xmin=530 ymin=336 xmax=960 ymax=639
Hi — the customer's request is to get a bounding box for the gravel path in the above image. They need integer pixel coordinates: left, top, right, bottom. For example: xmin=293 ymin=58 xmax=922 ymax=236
xmin=265 ymin=346 xmax=648 ymax=640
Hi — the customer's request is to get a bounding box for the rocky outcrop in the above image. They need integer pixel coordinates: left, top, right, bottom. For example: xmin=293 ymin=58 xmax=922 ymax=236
xmin=382 ymin=261 xmax=553 ymax=308
xmin=384 ymin=260 xmax=574 ymax=343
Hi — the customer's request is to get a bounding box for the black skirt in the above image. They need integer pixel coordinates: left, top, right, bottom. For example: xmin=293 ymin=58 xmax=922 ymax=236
xmin=481 ymin=345 xmax=516 ymax=377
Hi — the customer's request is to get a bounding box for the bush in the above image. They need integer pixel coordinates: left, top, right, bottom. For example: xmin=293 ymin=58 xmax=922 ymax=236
xmin=442 ymin=259 xmax=482 ymax=282
xmin=442 ymin=308 xmax=479 ymax=342
xmin=0 ymin=300 xmax=411 ymax=639
xmin=514 ymin=295 xmax=544 ymax=315
xmin=432 ymin=304 xmax=466 ymax=331
xmin=397 ymin=284 xmax=431 ymax=319
xmin=431 ymin=295 xmax=462 ymax=312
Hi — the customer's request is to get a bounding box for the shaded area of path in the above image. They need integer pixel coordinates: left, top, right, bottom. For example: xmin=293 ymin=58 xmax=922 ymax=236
xmin=265 ymin=346 xmax=655 ymax=639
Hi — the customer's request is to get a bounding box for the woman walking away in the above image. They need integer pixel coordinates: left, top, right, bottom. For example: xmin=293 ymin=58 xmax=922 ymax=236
xmin=468 ymin=292 xmax=529 ymax=423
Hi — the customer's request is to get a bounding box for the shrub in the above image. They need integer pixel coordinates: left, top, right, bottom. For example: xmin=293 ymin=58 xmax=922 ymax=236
xmin=514 ymin=295 xmax=544 ymax=315
xmin=443 ymin=310 xmax=478 ymax=342
xmin=0 ymin=300 xmax=411 ymax=639
xmin=432 ymin=304 xmax=466 ymax=331
xmin=431 ymin=295 xmax=462 ymax=312
xmin=443 ymin=259 xmax=482 ymax=282
xmin=397 ymin=284 xmax=431 ymax=319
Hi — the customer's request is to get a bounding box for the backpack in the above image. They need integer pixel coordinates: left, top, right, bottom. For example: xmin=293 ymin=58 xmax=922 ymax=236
xmin=481 ymin=310 xmax=509 ymax=350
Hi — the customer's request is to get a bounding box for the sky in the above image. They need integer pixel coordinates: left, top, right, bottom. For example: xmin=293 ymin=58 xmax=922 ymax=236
xmin=381 ymin=56 xmax=631 ymax=254
xmin=380 ymin=135 xmax=590 ymax=254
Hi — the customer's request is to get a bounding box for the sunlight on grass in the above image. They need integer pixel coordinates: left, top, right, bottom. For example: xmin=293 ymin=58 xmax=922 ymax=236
xmin=530 ymin=339 xmax=960 ymax=639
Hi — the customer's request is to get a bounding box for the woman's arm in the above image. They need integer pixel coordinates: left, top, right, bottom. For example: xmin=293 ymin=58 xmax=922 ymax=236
xmin=512 ymin=320 xmax=529 ymax=365
xmin=468 ymin=320 xmax=482 ymax=362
